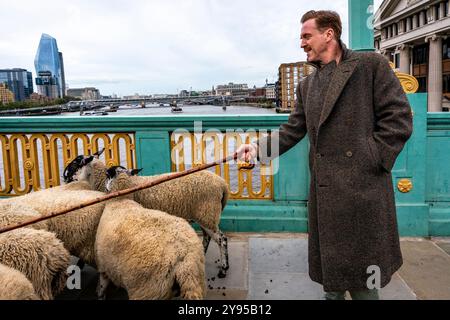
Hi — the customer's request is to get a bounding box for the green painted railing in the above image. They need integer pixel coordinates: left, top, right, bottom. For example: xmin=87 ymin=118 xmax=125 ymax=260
xmin=426 ymin=113 xmax=450 ymax=236
xmin=0 ymin=93 xmax=449 ymax=235
xmin=0 ymin=115 xmax=308 ymax=232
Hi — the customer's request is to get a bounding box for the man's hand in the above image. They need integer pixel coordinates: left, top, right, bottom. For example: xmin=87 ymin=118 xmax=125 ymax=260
xmin=236 ymin=143 xmax=258 ymax=163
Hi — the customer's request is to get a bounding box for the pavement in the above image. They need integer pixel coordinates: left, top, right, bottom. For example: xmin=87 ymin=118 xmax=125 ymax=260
xmin=55 ymin=233 xmax=450 ymax=300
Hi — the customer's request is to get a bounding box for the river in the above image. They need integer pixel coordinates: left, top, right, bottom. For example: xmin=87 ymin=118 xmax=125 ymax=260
xmin=59 ymin=103 xmax=277 ymax=116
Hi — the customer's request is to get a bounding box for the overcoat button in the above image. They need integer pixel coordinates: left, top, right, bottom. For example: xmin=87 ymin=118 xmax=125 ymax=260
xmin=346 ymin=151 xmax=353 ymax=157
xmin=316 ymin=153 xmax=322 ymax=159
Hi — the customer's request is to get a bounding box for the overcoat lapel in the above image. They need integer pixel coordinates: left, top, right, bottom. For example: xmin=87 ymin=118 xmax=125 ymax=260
xmin=318 ymin=56 xmax=360 ymax=129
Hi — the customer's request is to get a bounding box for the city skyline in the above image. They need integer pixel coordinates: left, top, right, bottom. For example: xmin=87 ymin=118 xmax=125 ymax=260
xmin=0 ymin=0 xmax=382 ymax=97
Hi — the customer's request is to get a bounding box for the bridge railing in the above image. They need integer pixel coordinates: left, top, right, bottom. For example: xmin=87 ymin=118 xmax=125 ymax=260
xmin=426 ymin=112 xmax=450 ymax=236
xmin=0 ymin=115 xmax=309 ymax=232
xmin=1 ymin=106 xmax=449 ymax=235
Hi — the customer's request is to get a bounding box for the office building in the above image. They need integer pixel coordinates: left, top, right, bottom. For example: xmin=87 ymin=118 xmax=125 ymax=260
xmin=0 ymin=83 xmax=15 ymax=104
xmin=0 ymin=68 xmax=33 ymax=101
xmin=278 ymin=62 xmax=313 ymax=110
xmin=34 ymin=33 xmax=66 ymax=99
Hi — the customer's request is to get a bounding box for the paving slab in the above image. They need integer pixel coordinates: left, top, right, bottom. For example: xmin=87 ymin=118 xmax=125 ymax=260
xmin=398 ymin=240 xmax=450 ymax=300
xmin=379 ymin=273 xmax=416 ymax=300
xmin=249 ymin=237 xmax=309 ymax=273
xmin=435 ymin=242 xmax=450 ymax=257
xmin=205 ymin=239 xmax=248 ymax=299
xmin=248 ymin=272 xmax=324 ymax=300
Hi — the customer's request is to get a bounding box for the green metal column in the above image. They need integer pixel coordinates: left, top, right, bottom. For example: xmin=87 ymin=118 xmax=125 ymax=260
xmin=348 ymin=0 xmax=375 ymax=51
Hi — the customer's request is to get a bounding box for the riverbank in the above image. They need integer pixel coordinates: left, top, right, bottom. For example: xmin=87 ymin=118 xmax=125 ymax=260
xmin=229 ymin=102 xmax=275 ymax=109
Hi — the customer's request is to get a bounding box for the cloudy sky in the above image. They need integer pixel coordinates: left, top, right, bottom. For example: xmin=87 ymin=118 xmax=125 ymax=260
xmin=0 ymin=0 xmax=382 ymax=96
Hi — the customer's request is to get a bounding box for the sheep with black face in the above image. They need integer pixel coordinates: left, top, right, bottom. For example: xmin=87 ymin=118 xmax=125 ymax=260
xmin=71 ymin=155 xmax=230 ymax=278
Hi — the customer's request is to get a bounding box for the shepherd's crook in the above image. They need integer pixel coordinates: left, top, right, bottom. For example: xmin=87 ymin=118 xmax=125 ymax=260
xmin=0 ymin=152 xmax=255 ymax=235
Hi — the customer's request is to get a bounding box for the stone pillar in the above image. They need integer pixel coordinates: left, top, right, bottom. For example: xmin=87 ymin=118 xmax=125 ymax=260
xmin=399 ymin=20 xmax=404 ymax=34
xmin=429 ymin=6 xmax=436 ymax=22
xmin=381 ymin=50 xmax=392 ymax=62
xmin=426 ymin=35 xmax=443 ymax=112
xmin=448 ymin=0 xmax=450 ymax=17
xmin=398 ymin=44 xmax=411 ymax=74
xmin=406 ymin=17 xmax=411 ymax=31
xmin=439 ymin=2 xmax=445 ymax=19
xmin=420 ymin=11 xmax=426 ymax=26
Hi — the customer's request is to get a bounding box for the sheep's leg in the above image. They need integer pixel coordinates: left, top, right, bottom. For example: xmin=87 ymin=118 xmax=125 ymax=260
xmin=76 ymin=258 xmax=86 ymax=270
xmin=97 ymin=272 xmax=110 ymax=300
xmin=202 ymin=227 xmax=229 ymax=278
xmin=200 ymin=227 xmax=211 ymax=254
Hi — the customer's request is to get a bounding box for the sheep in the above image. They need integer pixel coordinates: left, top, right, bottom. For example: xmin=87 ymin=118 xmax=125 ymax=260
xmin=2 ymin=188 xmax=107 ymax=268
xmin=0 ymin=227 xmax=71 ymax=300
xmin=95 ymin=168 xmax=206 ymax=300
xmin=1 ymin=171 xmax=105 ymax=269
xmin=0 ymin=263 xmax=39 ymax=300
xmin=71 ymin=156 xmax=230 ymax=278
xmin=0 ymin=150 xmax=109 ymax=268
xmin=0 ymin=202 xmax=48 ymax=231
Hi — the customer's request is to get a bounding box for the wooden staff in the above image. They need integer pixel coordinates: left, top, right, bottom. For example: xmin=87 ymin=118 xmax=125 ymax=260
xmin=0 ymin=152 xmax=255 ymax=235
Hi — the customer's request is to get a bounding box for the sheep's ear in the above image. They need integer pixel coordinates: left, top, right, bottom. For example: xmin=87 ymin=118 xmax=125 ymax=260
xmin=130 ymin=168 xmax=143 ymax=176
xmin=63 ymin=155 xmax=85 ymax=183
xmin=106 ymin=167 xmax=117 ymax=179
xmin=93 ymin=148 xmax=105 ymax=159
xmin=81 ymin=156 xmax=94 ymax=166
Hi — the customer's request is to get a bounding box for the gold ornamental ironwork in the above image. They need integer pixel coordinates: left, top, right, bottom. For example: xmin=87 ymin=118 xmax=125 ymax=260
xmin=0 ymin=133 xmax=135 ymax=196
xmin=389 ymin=62 xmax=419 ymax=94
xmin=397 ymin=178 xmax=413 ymax=193
xmin=170 ymin=131 xmax=273 ymax=200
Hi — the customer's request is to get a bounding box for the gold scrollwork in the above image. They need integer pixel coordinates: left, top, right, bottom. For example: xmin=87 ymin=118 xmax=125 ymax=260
xmin=396 ymin=73 xmax=419 ymax=94
xmin=397 ymin=178 xmax=413 ymax=193
xmin=389 ymin=62 xmax=419 ymax=94
xmin=170 ymin=131 xmax=273 ymax=200
xmin=0 ymin=132 xmax=135 ymax=196
xmin=24 ymin=160 xmax=34 ymax=170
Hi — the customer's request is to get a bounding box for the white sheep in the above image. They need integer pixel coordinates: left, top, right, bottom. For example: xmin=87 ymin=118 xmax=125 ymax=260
xmin=1 ymin=153 xmax=106 ymax=268
xmin=0 ymin=202 xmax=48 ymax=231
xmin=95 ymin=169 xmax=206 ymax=300
xmin=0 ymin=263 xmax=39 ymax=300
xmin=0 ymin=227 xmax=71 ymax=300
xmin=73 ymin=156 xmax=230 ymax=278
xmin=3 ymin=187 xmax=106 ymax=268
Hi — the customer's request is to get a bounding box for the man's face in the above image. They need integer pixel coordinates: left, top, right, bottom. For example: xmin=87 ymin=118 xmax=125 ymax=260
xmin=300 ymin=19 xmax=330 ymax=63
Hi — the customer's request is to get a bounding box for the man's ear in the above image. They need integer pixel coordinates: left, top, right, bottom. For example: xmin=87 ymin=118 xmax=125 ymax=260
xmin=326 ymin=28 xmax=334 ymax=42
xmin=130 ymin=168 xmax=143 ymax=176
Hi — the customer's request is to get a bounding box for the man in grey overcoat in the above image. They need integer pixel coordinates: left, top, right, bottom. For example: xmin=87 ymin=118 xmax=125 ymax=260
xmin=237 ymin=10 xmax=413 ymax=299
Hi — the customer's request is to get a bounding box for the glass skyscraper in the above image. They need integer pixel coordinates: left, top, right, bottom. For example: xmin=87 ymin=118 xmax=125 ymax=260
xmin=0 ymin=68 xmax=34 ymax=101
xmin=34 ymin=33 xmax=66 ymax=98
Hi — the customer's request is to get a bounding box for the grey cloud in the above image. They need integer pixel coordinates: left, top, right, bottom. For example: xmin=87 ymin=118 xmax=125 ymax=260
xmin=0 ymin=0 xmax=381 ymax=96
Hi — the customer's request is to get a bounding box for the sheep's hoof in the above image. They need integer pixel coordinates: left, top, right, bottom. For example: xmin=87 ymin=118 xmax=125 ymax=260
xmin=217 ymin=269 xmax=227 ymax=278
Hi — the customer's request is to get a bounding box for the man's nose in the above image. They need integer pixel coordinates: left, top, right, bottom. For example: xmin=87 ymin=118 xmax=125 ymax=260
xmin=300 ymin=39 xmax=307 ymax=49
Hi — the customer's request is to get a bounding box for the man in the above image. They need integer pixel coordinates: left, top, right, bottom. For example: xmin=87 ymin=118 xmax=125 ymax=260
xmin=237 ymin=10 xmax=413 ymax=300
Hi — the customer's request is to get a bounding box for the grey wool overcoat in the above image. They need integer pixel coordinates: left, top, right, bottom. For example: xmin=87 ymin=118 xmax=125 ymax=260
xmin=258 ymin=44 xmax=413 ymax=292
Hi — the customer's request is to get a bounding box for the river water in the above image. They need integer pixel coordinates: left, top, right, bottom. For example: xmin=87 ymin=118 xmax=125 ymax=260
xmin=60 ymin=103 xmax=277 ymax=116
